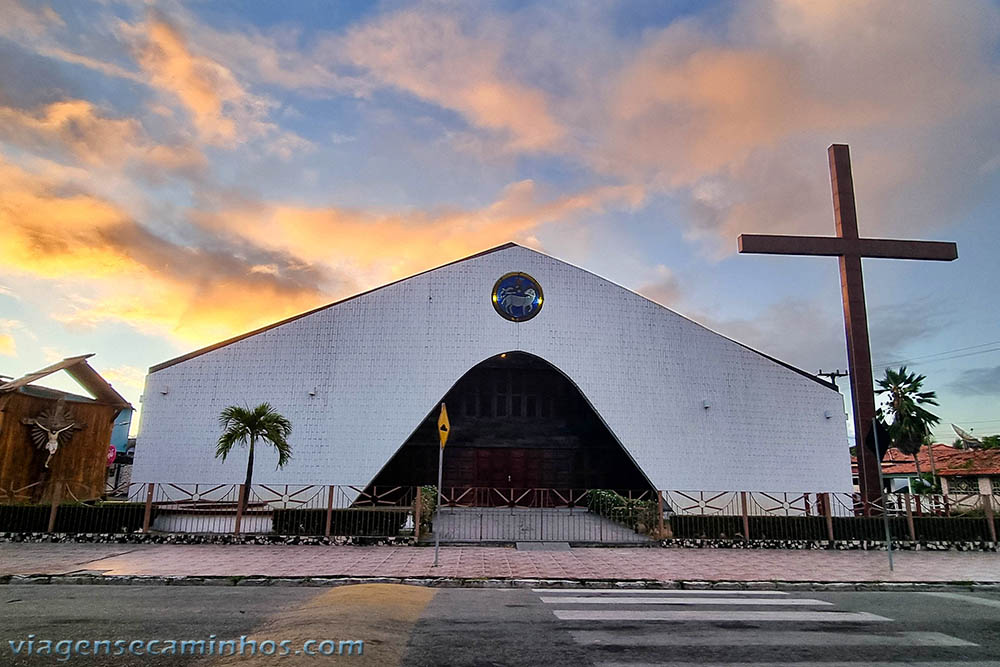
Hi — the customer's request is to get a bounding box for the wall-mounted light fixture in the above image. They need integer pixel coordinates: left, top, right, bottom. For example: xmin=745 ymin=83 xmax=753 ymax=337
xmin=308 ymin=388 xmax=317 ymax=396
xmin=159 ymin=386 xmax=169 ymax=395
xmin=703 ymin=399 xmax=711 ymax=409
xmin=824 ymin=410 xmax=833 ymax=419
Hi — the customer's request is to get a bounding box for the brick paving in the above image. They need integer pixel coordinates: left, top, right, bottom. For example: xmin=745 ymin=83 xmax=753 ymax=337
xmin=1 ymin=544 xmax=998 ymax=582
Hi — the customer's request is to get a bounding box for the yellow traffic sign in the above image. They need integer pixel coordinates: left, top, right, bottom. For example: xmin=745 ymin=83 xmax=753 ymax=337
xmin=438 ymin=402 xmax=450 ymax=448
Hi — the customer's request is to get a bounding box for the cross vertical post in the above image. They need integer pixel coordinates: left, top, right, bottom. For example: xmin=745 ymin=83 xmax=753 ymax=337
xmin=829 ymin=145 xmax=878 ymax=513
xmin=738 ymin=144 xmax=958 ymax=508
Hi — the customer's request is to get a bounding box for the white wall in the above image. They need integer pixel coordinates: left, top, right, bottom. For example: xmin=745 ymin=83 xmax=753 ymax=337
xmin=132 ymin=244 xmax=852 ymax=492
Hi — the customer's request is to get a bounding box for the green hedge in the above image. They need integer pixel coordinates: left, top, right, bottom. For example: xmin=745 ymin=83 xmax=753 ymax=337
xmin=418 ymin=486 xmax=437 ymax=534
xmin=271 ymin=508 xmax=409 ymax=536
xmin=668 ymin=514 xmax=1000 ymax=542
xmin=586 ymin=489 xmax=659 ymax=533
xmin=0 ymin=503 xmax=150 ymax=534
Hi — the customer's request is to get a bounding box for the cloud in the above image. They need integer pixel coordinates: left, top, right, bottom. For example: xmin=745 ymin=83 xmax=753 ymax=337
xmin=0 ymin=334 xmax=14 ymax=356
xmin=194 ymin=180 xmax=644 ymax=284
xmin=131 ymin=14 xmax=247 ymax=144
xmin=0 ymin=0 xmax=63 ymax=39
xmin=35 ymin=47 xmax=145 ymax=83
xmin=126 ymin=12 xmax=313 ymax=157
xmin=342 ymin=9 xmax=565 ymax=152
xmin=0 ymin=148 xmax=641 ymax=347
xmin=0 ymin=319 xmax=32 ymax=346
xmin=592 ymin=0 xmax=1000 ymax=249
xmin=164 ymin=12 xmax=369 ymax=97
xmin=636 ymin=265 xmax=682 ymax=308
xmin=0 ymin=156 xmax=334 ymax=344
xmin=100 ymin=365 xmax=147 ymax=393
xmin=0 ymin=98 xmax=204 ymax=173
xmin=950 ymin=366 xmax=1000 ymax=397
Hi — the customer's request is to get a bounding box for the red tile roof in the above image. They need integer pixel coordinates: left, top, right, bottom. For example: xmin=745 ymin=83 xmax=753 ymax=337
xmin=853 ymin=444 xmax=1000 ymax=477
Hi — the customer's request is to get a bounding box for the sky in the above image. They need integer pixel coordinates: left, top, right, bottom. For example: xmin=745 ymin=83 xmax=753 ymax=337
xmin=0 ymin=0 xmax=998 ymax=444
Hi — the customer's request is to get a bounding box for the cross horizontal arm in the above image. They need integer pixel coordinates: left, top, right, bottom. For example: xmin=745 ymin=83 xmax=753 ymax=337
xmin=738 ymin=234 xmax=846 ymax=256
xmin=856 ymin=238 xmax=958 ymax=261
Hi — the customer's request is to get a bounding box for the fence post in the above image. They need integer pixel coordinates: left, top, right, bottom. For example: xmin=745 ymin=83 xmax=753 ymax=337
xmin=413 ymin=486 xmax=421 ymax=541
xmin=234 ymin=484 xmax=246 ymax=536
xmin=740 ymin=491 xmax=750 ymax=541
xmin=47 ymin=482 xmax=62 ymax=533
xmin=823 ymin=493 xmax=835 ymax=544
xmin=983 ymin=494 xmax=997 ymax=544
xmin=904 ymin=492 xmax=916 ymax=542
xmin=657 ymin=490 xmax=665 ymax=539
xmin=325 ymin=485 xmax=335 ymax=538
xmin=142 ymin=483 xmax=155 ymax=533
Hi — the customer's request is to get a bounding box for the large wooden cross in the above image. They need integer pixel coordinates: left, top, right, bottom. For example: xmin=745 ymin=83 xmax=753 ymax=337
xmin=738 ymin=144 xmax=958 ymax=505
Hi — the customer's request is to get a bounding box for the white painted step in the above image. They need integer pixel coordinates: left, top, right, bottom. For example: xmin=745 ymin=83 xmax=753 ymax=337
xmin=532 ymin=588 xmax=788 ymax=595
xmin=540 ymin=595 xmax=831 ymax=606
xmin=570 ymin=629 xmax=976 ymax=647
xmin=553 ymin=610 xmax=891 ymax=622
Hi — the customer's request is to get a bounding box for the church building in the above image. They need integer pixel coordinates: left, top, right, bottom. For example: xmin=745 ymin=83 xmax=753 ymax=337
xmin=132 ymin=243 xmax=852 ymax=493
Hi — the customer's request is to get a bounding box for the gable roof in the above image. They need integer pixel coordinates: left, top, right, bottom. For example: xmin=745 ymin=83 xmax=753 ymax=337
xmin=0 ymin=354 xmax=132 ymax=409
xmin=147 ymin=242 xmax=836 ymax=390
xmin=149 ymin=243 xmax=518 ymax=373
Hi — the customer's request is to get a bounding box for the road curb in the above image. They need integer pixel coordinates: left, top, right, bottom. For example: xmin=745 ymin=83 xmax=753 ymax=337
xmin=2 ymin=573 xmax=998 ymax=592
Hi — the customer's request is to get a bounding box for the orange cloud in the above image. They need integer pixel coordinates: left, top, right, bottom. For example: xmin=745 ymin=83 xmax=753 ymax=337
xmin=0 ymin=156 xmax=328 ymax=345
xmin=134 ymin=16 xmax=244 ymax=143
xmin=595 ymin=0 xmax=1000 ymax=248
xmin=0 ymin=144 xmax=639 ymax=347
xmin=0 ymin=334 xmax=14 ymax=356
xmin=128 ymin=13 xmax=314 ymax=157
xmin=0 ymin=0 xmax=62 ymax=39
xmin=0 ymin=98 xmax=204 ymax=173
xmin=195 ymin=180 xmax=644 ymax=284
xmin=343 ymin=10 xmax=564 ymax=151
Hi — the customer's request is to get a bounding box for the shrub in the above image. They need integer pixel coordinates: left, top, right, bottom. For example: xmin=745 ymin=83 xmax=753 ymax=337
xmin=586 ymin=489 xmax=658 ymax=533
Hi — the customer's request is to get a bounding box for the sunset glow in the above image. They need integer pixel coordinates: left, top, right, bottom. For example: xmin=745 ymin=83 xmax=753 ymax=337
xmin=0 ymin=0 xmax=997 ymax=442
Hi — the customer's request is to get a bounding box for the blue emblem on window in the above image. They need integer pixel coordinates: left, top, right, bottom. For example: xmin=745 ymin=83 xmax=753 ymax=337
xmin=492 ymin=272 xmax=543 ymax=322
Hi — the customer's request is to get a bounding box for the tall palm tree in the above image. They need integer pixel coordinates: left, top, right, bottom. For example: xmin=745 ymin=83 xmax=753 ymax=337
xmin=216 ymin=403 xmax=292 ymax=508
xmin=875 ymin=366 xmax=941 ymax=476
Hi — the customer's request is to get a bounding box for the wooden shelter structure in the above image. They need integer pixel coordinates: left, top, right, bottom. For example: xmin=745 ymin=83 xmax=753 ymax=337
xmin=0 ymin=355 xmax=131 ymax=502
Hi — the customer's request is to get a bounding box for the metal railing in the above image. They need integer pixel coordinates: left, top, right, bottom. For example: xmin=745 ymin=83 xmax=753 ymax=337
xmin=0 ymin=483 xmax=996 ymax=544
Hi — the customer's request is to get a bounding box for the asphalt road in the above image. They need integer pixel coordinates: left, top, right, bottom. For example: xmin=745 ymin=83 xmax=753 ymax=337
xmin=2 ymin=585 xmax=999 ymax=666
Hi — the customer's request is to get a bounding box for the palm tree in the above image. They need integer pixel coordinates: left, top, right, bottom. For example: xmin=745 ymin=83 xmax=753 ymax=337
xmin=216 ymin=403 xmax=292 ymax=508
xmin=875 ymin=366 xmax=941 ymax=476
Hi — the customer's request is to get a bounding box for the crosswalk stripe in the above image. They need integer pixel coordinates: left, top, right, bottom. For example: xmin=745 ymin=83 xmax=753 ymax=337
xmin=553 ymin=610 xmax=891 ymax=622
xmin=532 ymin=588 xmax=788 ymax=595
xmin=540 ymin=596 xmax=832 ymax=606
xmin=569 ymin=630 xmax=977 ymax=647
xmin=595 ymin=663 xmax=1000 ymax=667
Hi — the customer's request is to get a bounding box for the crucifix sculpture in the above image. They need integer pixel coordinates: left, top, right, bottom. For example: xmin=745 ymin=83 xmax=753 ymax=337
xmin=22 ymin=397 xmax=85 ymax=468
xmin=738 ymin=144 xmax=958 ymax=507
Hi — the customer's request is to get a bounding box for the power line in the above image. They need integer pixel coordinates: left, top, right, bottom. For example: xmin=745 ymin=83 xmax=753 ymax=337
xmin=874 ymin=339 xmax=1000 ymax=367
xmin=946 ymin=418 xmax=1000 ymax=424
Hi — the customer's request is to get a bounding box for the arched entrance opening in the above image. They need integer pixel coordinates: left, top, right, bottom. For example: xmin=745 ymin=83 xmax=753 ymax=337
xmin=368 ymin=351 xmax=652 ymax=493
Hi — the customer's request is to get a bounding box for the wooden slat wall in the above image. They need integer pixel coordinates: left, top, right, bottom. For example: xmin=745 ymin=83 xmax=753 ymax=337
xmin=0 ymin=392 xmax=116 ymax=502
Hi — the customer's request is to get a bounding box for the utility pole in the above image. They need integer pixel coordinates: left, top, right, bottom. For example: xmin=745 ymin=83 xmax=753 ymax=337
xmin=817 ymin=369 xmax=849 ymax=390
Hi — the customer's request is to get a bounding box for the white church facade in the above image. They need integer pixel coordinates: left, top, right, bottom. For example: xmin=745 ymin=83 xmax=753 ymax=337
xmin=132 ymin=243 xmax=852 ymax=493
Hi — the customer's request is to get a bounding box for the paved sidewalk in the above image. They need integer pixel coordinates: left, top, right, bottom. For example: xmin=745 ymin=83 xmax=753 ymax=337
xmin=1 ymin=544 xmax=998 ymax=583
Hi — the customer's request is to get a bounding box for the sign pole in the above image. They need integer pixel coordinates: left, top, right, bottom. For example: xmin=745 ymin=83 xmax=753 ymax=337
xmin=872 ymin=418 xmax=894 ymax=571
xmin=433 ymin=402 xmax=450 ymax=568
xmin=434 ymin=443 xmax=443 ymax=567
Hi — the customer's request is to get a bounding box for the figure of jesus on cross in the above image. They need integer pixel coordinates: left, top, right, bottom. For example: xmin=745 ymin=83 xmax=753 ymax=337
xmin=738 ymin=144 xmax=958 ymax=508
